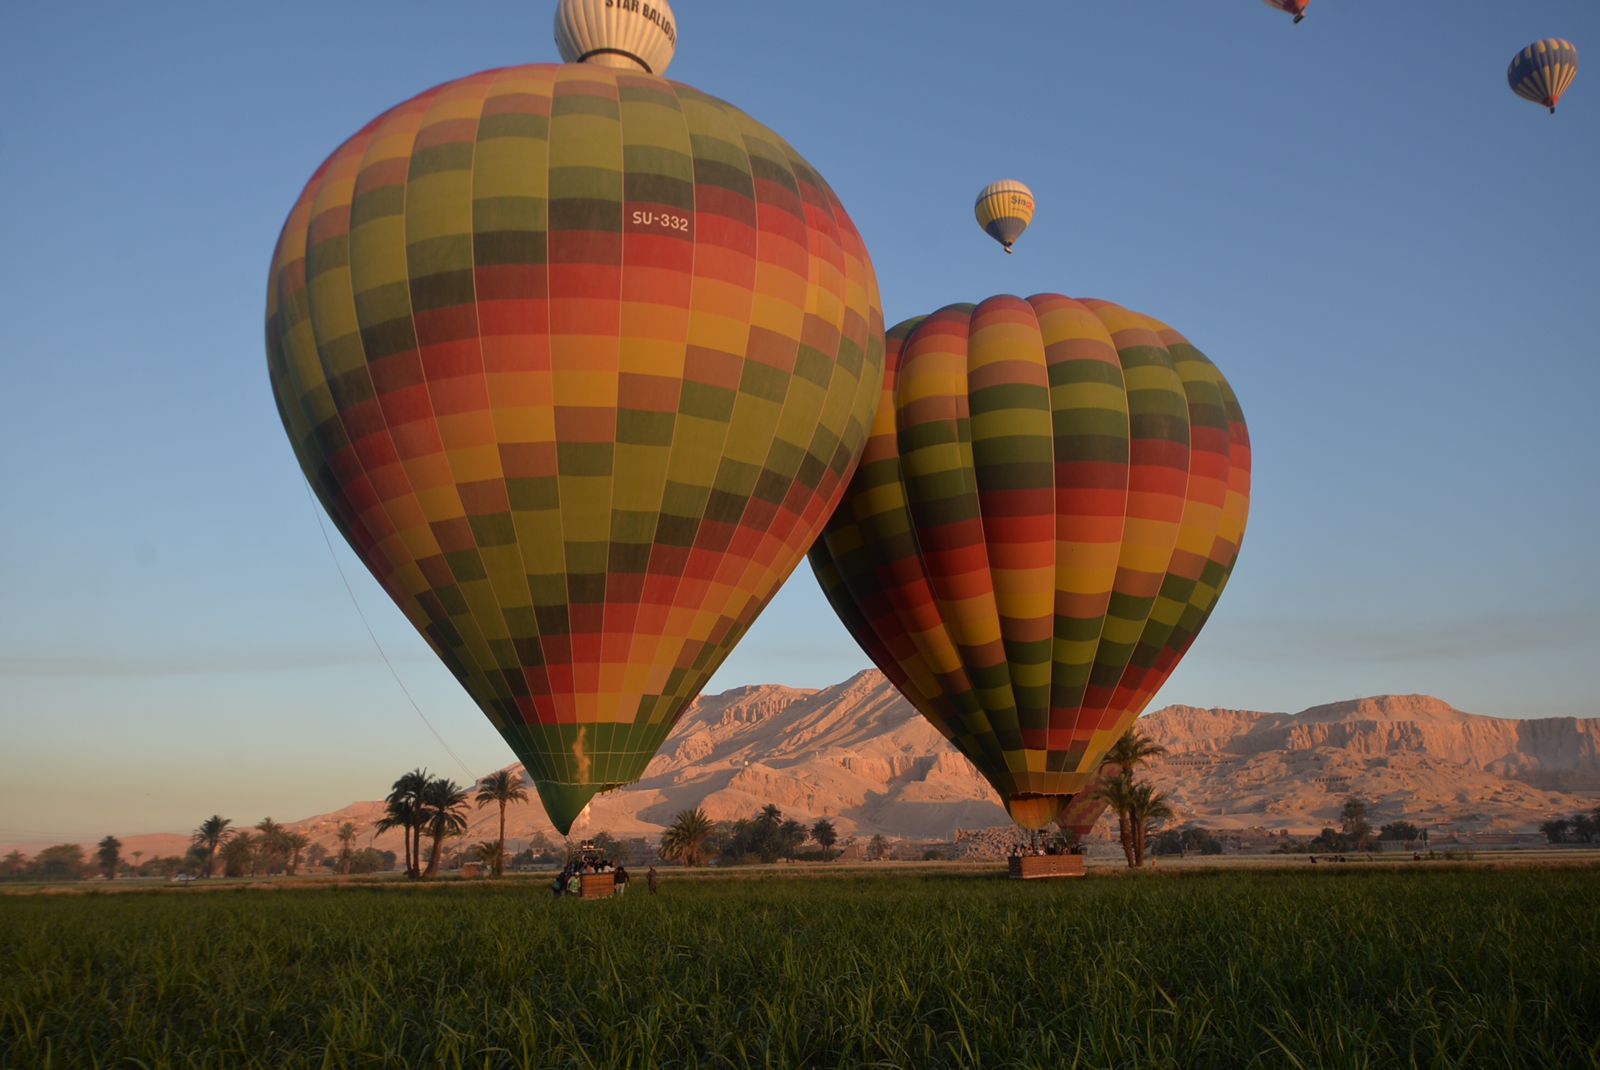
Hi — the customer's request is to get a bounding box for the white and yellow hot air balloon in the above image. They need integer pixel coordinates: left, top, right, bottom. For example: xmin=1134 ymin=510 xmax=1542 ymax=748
xmin=554 ymin=0 xmax=678 ymax=75
xmin=974 ymin=179 xmax=1035 ymax=254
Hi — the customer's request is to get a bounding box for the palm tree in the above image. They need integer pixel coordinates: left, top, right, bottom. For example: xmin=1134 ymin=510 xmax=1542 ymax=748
xmin=752 ymin=804 xmax=786 ymax=862
xmin=284 ymin=831 xmax=311 ymax=875
xmin=811 ymin=819 xmax=838 ymax=859
xmin=255 ymin=818 xmax=286 ymax=875
xmin=192 ymin=815 xmax=232 ymax=878
xmin=221 ymin=832 xmax=257 ymax=878
xmin=659 ymin=807 xmax=715 ymax=866
xmin=1099 ymin=729 xmax=1168 ymax=851
xmin=778 ymin=819 xmax=807 ymax=861
xmin=1127 ymin=781 xmax=1175 ymax=867
xmin=1104 ymin=728 xmax=1168 ymax=774
xmin=374 ymin=798 xmax=415 ymax=877
xmin=334 ymin=821 xmax=359 ymax=875
xmin=420 ymin=778 xmax=471 ymax=877
xmin=96 ymin=836 xmax=122 ymax=880
xmin=475 ymin=769 xmax=529 ymax=878
xmin=377 ymin=768 xmax=430 ymax=878
xmin=1094 ymin=773 xmax=1140 ymax=867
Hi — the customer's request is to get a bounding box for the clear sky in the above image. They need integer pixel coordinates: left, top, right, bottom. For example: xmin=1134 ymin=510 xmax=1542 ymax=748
xmin=2 ymin=2 xmax=1597 ymax=843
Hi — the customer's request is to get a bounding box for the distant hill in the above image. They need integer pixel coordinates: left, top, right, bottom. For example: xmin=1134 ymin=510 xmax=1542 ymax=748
xmin=20 ymin=674 xmax=1599 ymax=860
xmin=1135 ymin=694 xmax=1600 ymax=836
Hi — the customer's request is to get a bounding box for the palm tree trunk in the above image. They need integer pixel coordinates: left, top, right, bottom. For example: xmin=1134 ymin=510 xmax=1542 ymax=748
xmin=1133 ymin=820 xmax=1145 ymax=867
xmin=496 ymin=801 xmax=507 ymax=878
xmin=424 ymin=830 xmax=445 ymax=877
xmin=1117 ymin=811 xmax=1135 ymax=868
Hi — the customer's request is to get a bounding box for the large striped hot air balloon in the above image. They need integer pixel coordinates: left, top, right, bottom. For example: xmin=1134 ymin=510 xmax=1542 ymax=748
xmin=1261 ymin=0 xmax=1310 ymax=24
xmin=808 ymin=295 xmax=1250 ymax=829
xmin=266 ymin=8 xmax=884 ymax=834
xmin=1508 ymin=38 xmax=1579 ymax=114
xmin=974 ymin=180 xmax=1035 ymax=254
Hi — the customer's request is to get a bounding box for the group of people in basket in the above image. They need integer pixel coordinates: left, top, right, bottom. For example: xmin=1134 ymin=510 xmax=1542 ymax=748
xmin=1007 ymin=842 xmax=1085 ymax=858
xmin=551 ymin=848 xmax=658 ymax=897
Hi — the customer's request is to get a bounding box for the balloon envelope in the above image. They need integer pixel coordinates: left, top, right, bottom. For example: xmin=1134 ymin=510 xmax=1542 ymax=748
xmin=809 ymin=295 xmax=1249 ymax=829
xmin=1508 ymin=38 xmax=1579 ymax=113
xmin=555 ymin=0 xmax=678 ymax=75
xmin=1260 ymin=0 xmax=1309 ymax=22
xmin=974 ymin=180 xmax=1035 ymax=253
xmin=267 ymin=64 xmax=883 ymax=833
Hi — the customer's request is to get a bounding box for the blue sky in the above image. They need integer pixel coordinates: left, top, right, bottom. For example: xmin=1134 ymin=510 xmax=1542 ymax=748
xmin=2 ymin=2 xmax=1597 ymax=841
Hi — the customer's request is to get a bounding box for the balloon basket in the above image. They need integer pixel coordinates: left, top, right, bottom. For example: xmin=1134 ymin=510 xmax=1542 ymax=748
xmin=1008 ymin=855 xmax=1086 ymax=880
xmin=578 ymin=872 xmax=616 ymax=899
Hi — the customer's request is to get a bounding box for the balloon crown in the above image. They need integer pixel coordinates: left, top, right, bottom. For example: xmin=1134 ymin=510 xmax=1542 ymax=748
xmin=554 ymin=0 xmax=678 ymax=76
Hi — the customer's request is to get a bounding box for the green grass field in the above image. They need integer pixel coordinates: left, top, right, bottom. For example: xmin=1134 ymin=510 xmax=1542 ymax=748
xmin=3 ymin=866 xmax=1597 ymax=1069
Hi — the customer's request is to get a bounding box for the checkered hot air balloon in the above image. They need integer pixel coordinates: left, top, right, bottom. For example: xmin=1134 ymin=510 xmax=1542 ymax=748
xmin=808 ymin=295 xmax=1250 ymax=830
xmin=1508 ymin=38 xmax=1579 ymax=115
xmin=266 ymin=16 xmax=884 ymax=834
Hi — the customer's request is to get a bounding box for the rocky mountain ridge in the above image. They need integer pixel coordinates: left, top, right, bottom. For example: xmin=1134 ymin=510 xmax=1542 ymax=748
xmin=21 ymin=674 xmax=1598 ymax=860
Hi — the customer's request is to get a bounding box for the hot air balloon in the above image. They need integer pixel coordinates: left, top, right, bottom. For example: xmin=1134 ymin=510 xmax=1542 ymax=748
xmin=266 ymin=2 xmax=885 ymax=834
xmin=555 ymin=0 xmax=678 ymax=75
xmin=1261 ymin=0 xmax=1309 ymax=24
xmin=1508 ymin=38 xmax=1579 ymax=114
xmin=974 ymin=180 xmax=1035 ymax=254
xmin=808 ymin=295 xmax=1250 ymax=830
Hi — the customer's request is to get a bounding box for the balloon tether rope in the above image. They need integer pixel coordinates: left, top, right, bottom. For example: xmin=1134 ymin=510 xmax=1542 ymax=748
xmin=302 ymin=482 xmax=478 ymax=782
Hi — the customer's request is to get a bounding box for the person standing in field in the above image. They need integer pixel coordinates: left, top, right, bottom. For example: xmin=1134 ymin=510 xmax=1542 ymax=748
xmin=614 ymin=864 xmax=629 ymax=896
xmin=647 ymin=865 xmax=658 ymax=894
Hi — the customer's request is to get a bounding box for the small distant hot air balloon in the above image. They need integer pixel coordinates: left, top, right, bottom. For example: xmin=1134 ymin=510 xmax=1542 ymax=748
xmin=809 ymin=295 xmax=1251 ymax=830
xmin=555 ymin=0 xmax=678 ymax=75
xmin=267 ymin=0 xmax=884 ymax=834
xmin=1262 ymin=0 xmax=1309 ymax=24
xmin=1508 ymin=38 xmax=1579 ymax=114
xmin=974 ymin=180 xmax=1035 ymax=254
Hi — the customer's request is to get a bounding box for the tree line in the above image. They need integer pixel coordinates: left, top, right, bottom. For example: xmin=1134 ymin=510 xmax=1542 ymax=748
xmin=0 ymin=767 xmax=525 ymax=884
xmin=1268 ymin=798 xmax=1437 ymax=854
xmin=0 ymin=821 xmax=391 ymax=883
xmin=658 ymin=805 xmax=841 ymax=866
xmin=0 ymin=733 xmax=1172 ymax=882
xmin=1540 ymin=806 xmax=1600 ymax=844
